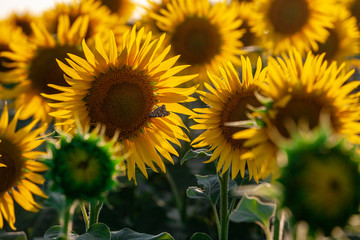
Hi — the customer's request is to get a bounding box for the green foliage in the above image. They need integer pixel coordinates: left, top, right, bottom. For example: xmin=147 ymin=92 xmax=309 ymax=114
xmin=0 ymin=232 xmax=28 ymax=240
xmin=43 ymin=226 xmax=79 ymax=240
xmin=180 ymin=149 xmax=212 ymax=165
xmin=190 ymin=232 xmax=213 ymax=240
xmin=110 ymin=228 xmax=174 ymax=240
xmin=230 ymin=196 xmax=275 ymax=230
xmin=77 ymin=223 xmax=111 ymax=240
xmin=187 ymin=174 xmax=237 ymax=203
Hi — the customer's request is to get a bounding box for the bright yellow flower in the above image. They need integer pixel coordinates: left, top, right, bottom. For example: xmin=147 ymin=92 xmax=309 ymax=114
xmin=41 ymin=0 xmax=128 ymax=44
xmin=251 ymin=0 xmax=335 ymax=55
xmin=338 ymin=0 xmax=360 ymax=27
xmin=0 ymin=104 xmax=48 ymax=230
xmin=0 ymin=21 xmax=25 ymax=73
xmin=191 ymin=57 xmax=267 ymax=181
xmin=234 ymin=50 xmax=360 ymax=178
xmin=312 ymin=6 xmax=360 ymax=64
xmin=6 ymin=12 xmax=39 ymax=37
xmin=97 ymin=0 xmax=135 ymax=22
xmin=43 ymin=26 xmax=198 ymax=182
xmin=149 ymin=0 xmax=244 ymax=85
xmin=1 ymin=15 xmax=88 ymax=122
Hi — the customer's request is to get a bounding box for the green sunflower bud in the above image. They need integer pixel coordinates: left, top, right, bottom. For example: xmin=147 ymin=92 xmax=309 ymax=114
xmin=47 ymin=131 xmax=120 ymax=201
xmin=278 ymin=128 xmax=360 ymax=235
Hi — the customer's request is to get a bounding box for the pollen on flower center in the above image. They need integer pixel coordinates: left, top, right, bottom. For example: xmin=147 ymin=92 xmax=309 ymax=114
xmin=0 ymin=139 xmax=24 ymax=194
xmin=269 ymin=0 xmax=310 ymax=35
xmin=273 ymin=96 xmax=323 ymax=138
xmin=87 ymin=66 xmax=155 ymax=139
xmin=172 ymin=17 xmax=221 ymax=65
xmin=221 ymin=91 xmax=260 ymax=149
xmin=29 ymin=45 xmax=83 ymax=95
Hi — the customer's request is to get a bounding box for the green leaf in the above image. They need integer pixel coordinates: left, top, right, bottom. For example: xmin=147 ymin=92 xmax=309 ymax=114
xmin=230 ymin=196 xmax=275 ymax=228
xmin=43 ymin=226 xmax=78 ymax=240
xmin=180 ymin=149 xmax=212 ymax=165
xmin=0 ymin=232 xmax=27 ymax=240
xmin=190 ymin=232 xmax=212 ymax=240
xmin=187 ymin=175 xmax=237 ymax=203
xmin=77 ymin=223 xmax=111 ymax=240
xmin=110 ymin=228 xmax=174 ymax=240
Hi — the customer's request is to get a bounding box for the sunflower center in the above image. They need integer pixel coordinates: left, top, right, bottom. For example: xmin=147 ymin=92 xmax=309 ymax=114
xmin=268 ymin=0 xmax=309 ymax=35
xmin=273 ymin=96 xmax=322 ymax=138
xmin=221 ymin=90 xmax=260 ymax=149
xmin=240 ymin=21 xmax=255 ymax=47
xmin=0 ymin=44 xmax=13 ymax=72
xmin=172 ymin=17 xmax=221 ymax=65
xmin=52 ymin=135 xmax=115 ymax=199
xmin=29 ymin=45 xmax=83 ymax=95
xmin=302 ymin=154 xmax=357 ymax=219
xmin=314 ymin=29 xmax=339 ymax=61
xmin=15 ymin=18 xmax=32 ymax=36
xmin=101 ymin=0 xmax=122 ymax=13
xmin=0 ymin=139 xmax=24 ymax=194
xmin=87 ymin=67 xmax=155 ymax=139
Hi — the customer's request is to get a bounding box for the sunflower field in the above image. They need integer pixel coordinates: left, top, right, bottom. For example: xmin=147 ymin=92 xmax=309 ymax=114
xmin=1 ymin=0 xmax=360 ymax=239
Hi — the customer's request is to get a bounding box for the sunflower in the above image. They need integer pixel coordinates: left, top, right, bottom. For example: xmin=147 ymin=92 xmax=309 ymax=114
xmin=136 ymin=0 xmax=171 ymax=35
xmin=97 ymin=0 xmax=135 ymax=22
xmin=0 ymin=15 xmax=88 ymax=122
xmin=312 ymin=6 xmax=360 ymax=64
xmin=6 ymin=12 xmax=39 ymax=37
xmin=191 ymin=57 xmax=267 ymax=181
xmin=42 ymin=26 xmax=198 ymax=182
xmin=251 ymin=0 xmax=335 ymax=55
xmin=0 ymin=22 xmax=24 ymax=73
xmin=149 ymin=0 xmax=244 ymax=85
xmin=41 ymin=0 xmax=128 ymax=45
xmin=233 ymin=50 xmax=360 ymax=178
xmin=278 ymin=127 xmax=360 ymax=235
xmin=339 ymin=0 xmax=360 ymax=27
xmin=0 ymin=104 xmax=48 ymax=230
xmin=231 ymin=1 xmax=264 ymax=63
xmin=47 ymin=124 xmax=121 ymax=200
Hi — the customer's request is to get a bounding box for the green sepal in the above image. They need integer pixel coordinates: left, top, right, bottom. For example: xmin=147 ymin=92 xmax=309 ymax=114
xmin=180 ymin=148 xmax=212 ymax=165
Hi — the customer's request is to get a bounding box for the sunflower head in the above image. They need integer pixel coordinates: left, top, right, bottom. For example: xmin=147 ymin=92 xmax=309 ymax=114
xmin=98 ymin=0 xmax=135 ymax=21
xmin=47 ymin=125 xmax=121 ymax=200
xmin=278 ymin=126 xmax=360 ymax=235
xmin=0 ymin=15 xmax=88 ymax=121
xmin=312 ymin=6 xmax=360 ymax=64
xmin=251 ymin=0 xmax=335 ymax=54
xmin=191 ymin=57 xmax=268 ymax=181
xmin=7 ymin=12 xmax=37 ymax=37
xmin=0 ymin=21 xmax=24 ymax=73
xmin=0 ymin=104 xmax=48 ymax=230
xmin=43 ymin=26 xmax=197 ymax=182
xmin=41 ymin=0 xmax=128 ymax=44
xmin=233 ymin=49 xmax=360 ymax=179
xmin=149 ymin=0 xmax=244 ymax=85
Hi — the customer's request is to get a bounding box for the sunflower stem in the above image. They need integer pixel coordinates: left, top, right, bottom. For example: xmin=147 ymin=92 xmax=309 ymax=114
xmin=210 ymin=202 xmax=221 ymax=235
xmin=218 ymin=170 xmax=230 ymax=240
xmin=89 ymin=200 xmax=103 ymax=227
xmin=165 ymin=168 xmax=184 ymax=221
xmin=60 ymin=198 xmax=76 ymax=240
xmin=80 ymin=202 xmax=89 ymax=231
